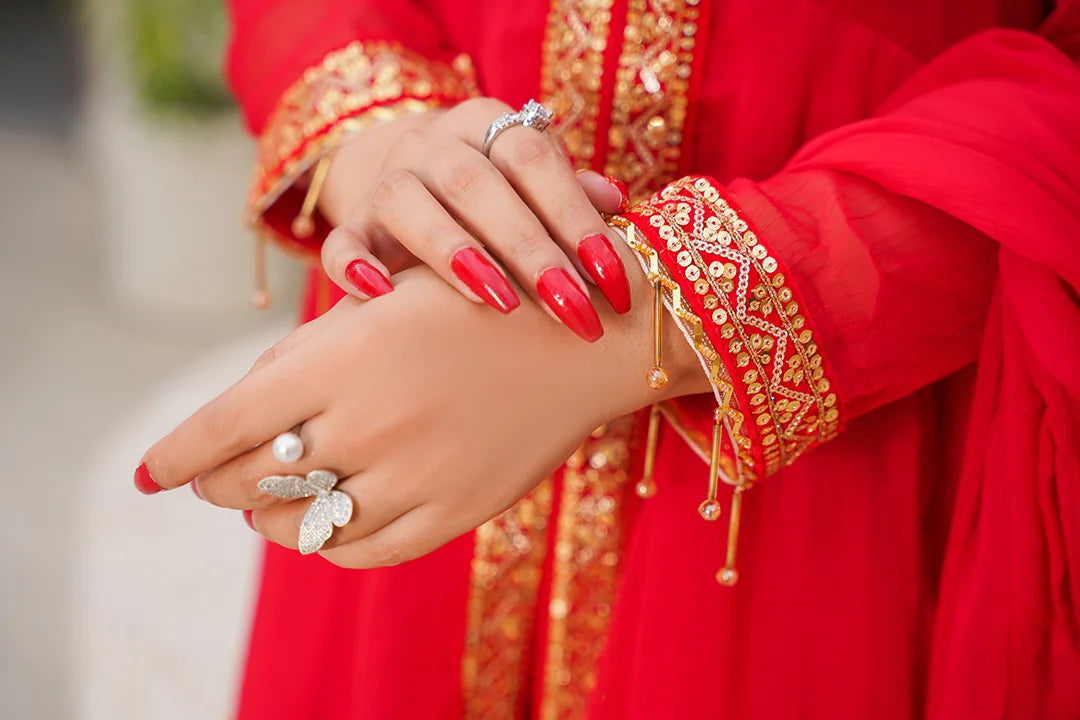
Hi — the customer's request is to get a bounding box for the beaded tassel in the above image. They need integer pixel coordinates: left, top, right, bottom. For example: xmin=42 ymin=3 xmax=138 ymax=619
xmin=698 ymin=409 xmax=723 ymax=521
xmin=646 ymin=257 xmax=669 ymax=390
xmin=252 ymin=233 xmax=270 ymax=309
xmin=717 ymin=485 xmax=744 ymax=586
xmin=291 ymin=156 xmax=331 ymax=239
xmin=635 ymin=404 xmax=661 ymax=498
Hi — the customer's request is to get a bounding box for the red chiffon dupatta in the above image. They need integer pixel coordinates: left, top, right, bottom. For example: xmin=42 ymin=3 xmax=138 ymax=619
xmin=783 ymin=28 xmax=1080 ymax=717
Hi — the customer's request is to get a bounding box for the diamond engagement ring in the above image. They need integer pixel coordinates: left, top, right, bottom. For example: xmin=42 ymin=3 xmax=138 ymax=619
xmin=481 ymin=99 xmax=554 ymax=157
xmin=257 ymin=470 xmax=353 ymax=555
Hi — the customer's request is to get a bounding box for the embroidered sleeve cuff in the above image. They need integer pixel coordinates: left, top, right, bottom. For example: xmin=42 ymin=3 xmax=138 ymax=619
xmin=246 ymin=40 xmax=479 ymax=257
xmin=619 ymin=176 xmax=843 ymax=487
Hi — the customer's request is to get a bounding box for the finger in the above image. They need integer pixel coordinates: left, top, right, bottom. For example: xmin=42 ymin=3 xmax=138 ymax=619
xmin=321 ymin=226 xmax=395 ymax=300
xmin=488 ymin=129 xmax=631 ymax=315
xmin=576 ymin=171 xmax=629 ymax=213
xmin=248 ymin=470 xmax=419 ymax=555
xmin=193 ymin=416 xmax=330 ymax=510
xmin=319 ymin=504 xmax=438 ymax=569
xmin=367 ymin=168 xmax=521 ymax=314
xmin=407 ymin=141 xmax=604 ymax=341
xmin=444 ymin=101 xmax=630 ymax=316
xmin=138 ymin=343 xmax=327 ymax=492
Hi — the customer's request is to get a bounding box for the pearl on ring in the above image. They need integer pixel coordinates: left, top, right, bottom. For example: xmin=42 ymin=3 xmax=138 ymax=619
xmin=272 ymin=431 xmax=304 ymax=463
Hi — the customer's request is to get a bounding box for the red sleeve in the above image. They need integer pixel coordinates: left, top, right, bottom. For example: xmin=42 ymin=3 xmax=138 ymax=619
xmin=227 ymin=0 xmax=479 ymax=256
xmin=621 ymin=5 xmax=1080 ymax=486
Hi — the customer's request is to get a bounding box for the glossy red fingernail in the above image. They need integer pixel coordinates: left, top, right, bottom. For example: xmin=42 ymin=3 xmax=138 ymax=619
xmin=605 ymin=176 xmax=630 ymax=210
xmin=134 ymin=463 xmax=163 ymax=495
xmin=344 ymin=259 xmax=394 ymax=297
xmin=537 ymin=268 xmax=604 ymax=342
xmin=191 ymin=481 xmax=203 ymax=500
xmin=450 ymin=248 xmax=520 ymax=314
xmin=243 ymin=509 xmax=255 ymax=530
xmin=578 ymin=234 xmax=631 ymax=314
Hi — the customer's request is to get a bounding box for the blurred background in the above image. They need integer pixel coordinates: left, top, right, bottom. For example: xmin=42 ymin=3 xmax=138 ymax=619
xmin=1 ymin=1 xmax=304 ymax=717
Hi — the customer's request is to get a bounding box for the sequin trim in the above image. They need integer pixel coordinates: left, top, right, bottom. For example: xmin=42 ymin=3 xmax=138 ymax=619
xmin=619 ymin=176 xmax=844 ymax=484
xmin=605 ymin=0 xmax=701 ymax=201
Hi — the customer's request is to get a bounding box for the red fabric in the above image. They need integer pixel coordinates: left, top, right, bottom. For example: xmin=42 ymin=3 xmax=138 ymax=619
xmin=231 ymin=1 xmax=1080 ymax=718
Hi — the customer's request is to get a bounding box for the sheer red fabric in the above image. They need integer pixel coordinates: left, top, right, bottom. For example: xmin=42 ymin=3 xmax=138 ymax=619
xmin=227 ymin=0 xmax=1080 ymax=717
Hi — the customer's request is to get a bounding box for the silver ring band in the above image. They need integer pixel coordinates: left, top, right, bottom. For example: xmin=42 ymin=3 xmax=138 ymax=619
xmin=482 ymin=99 xmax=553 ymax=157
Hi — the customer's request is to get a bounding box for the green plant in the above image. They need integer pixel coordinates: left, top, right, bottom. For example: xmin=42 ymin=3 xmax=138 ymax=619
xmin=125 ymin=0 xmax=233 ymax=115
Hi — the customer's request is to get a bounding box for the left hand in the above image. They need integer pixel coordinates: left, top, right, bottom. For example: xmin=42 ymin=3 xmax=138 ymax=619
xmin=137 ymin=248 xmax=707 ymax=568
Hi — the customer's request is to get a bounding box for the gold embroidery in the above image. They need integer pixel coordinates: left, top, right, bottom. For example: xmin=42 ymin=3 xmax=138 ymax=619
xmin=540 ymin=0 xmax=615 ymax=168
xmin=463 ymin=480 xmax=554 ymax=719
xmin=542 ymin=419 xmax=634 ymax=720
xmin=619 ymin=176 xmax=843 ymax=484
xmin=605 ymin=0 xmax=700 ymax=200
xmin=610 ymin=214 xmax=751 ymax=485
xmin=247 ymin=40 xmax=478 ymax=231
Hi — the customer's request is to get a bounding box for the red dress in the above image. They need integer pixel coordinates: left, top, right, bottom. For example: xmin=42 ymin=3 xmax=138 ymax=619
xmin=228 ymin=0 xmax=1080 ymax=717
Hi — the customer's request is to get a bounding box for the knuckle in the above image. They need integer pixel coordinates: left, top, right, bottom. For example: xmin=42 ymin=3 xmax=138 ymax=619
xmin=506 ymin=133 xmax=554 ymax=169
xmin=442 ymin=160 xmax=492 ymax=201
xmin=249 ymin=344 xmax=282 ymax=374
xmin=370 ymin=170 xmax=418 ymax=213
xmin=200 ymin=398 xmax=248 ymax=457
xmin=371 ymin=542 xmax=412 ymax=568
xmin=390 ymin=127 xmax=429 ymax=163
xmin=504 ymin=232 xmax=552 ymax=270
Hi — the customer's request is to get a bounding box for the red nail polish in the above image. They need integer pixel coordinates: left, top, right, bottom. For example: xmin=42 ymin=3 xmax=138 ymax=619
xmin=537 ymin=268 xmax=604 ymax=342
xmin=450 ymin=248 xmax=521 ymax=314
xmin=134 ymin=463 xmax=163 ymax=495
xmin=344 ymin=259 xmax=394 ymax=297
xmin=578 ymin=234 xmax=631 ymax=314
xmin=605 ymin=176 xmax=630 ymax=210
xmin=243 ymin=509 xmax=255 ymax=530
xmin=191 ymin=481 xmax=203 ymax=500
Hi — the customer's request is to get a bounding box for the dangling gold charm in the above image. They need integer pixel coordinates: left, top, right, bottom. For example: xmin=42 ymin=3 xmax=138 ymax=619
xmin=698 ymin=407 xmax=723 ymax=521
xmin=647 ymin=266 xmax=669 ymax=389
xmin=252 ymin=233 xmax=270 ymax=309
xmin=291 ymin=156 xmax=331 ymax=239
xmin=636 ymin=404 xmax=662 ymax=498
xmin=716 ymin=485 xmax=745 ymax=586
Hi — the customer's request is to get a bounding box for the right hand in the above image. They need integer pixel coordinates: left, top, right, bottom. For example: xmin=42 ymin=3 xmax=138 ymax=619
xmin=316 ymin=98 xmax=632 ymax=342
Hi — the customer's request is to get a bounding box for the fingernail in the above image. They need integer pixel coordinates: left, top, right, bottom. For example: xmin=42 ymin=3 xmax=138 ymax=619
xmin=604 ymin=176 xmax=630 ymax=210
xmin=450 ymin=248 xmax=521 ymax=314
xmin=344 ymin=259 xmax=394 ymax=297
xmin=243 ymin=509 xmax=255 ymax=530
xmin=578 ymin=234 xmax=631 ymax=314
xmin=191 ymin=480 xmax=203 ymax=500
xmin=134 ymin=463 xmax=163 ymax=495
xmin=537 ymin=268 xmax=604 ymax=342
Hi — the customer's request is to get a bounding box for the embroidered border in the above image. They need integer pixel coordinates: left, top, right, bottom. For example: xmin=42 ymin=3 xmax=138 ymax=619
xmin=605 ymin=0 xmax=701 ymax=200
xmin=540 ymin=419 xmax=634 ymax=720
xmin=246 ymin=40 xmax=478 ymax=239
xmin=539 ymin=0 xmax=615 ymax=169
xmin=462 ymin=479 xmax=553 ymax=719
xmin=621 ymin=176 xmax=843 ymax=483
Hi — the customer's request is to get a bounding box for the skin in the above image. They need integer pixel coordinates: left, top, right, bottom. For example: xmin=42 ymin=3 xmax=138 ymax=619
xmin=142 ymin=240 xmax=710 ymax=569
xmin=316 ymin=98 xmax=630 ymax=329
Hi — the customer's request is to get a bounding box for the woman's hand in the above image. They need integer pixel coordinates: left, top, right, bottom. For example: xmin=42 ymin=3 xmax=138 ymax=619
xmin=136 ymin=244 xmax=708 ymax=568
xmin=315 ymin=98 xmax=632 ymax=342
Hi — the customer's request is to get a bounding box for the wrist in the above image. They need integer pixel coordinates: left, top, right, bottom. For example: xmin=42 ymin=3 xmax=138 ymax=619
xmin=598 ymin=231 xmax=713 ymax=415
